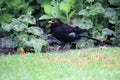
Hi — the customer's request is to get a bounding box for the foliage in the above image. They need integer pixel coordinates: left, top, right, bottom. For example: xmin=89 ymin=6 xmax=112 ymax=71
xmin=39 ymin=0 xmax=120 ymax=48
xmin=0 ymin=0 xmax=120 ymax=53
xmin=39 ymin=0 xmax=75 ymax=23
xmin=1 ymin=15 xmax=48 ymax=53
xmin=108 ymin=0 xmax=120 ymax=6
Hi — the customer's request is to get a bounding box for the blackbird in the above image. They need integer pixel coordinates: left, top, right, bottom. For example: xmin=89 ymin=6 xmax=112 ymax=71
xmin=48 ymin=18 xmax=100 ymax=43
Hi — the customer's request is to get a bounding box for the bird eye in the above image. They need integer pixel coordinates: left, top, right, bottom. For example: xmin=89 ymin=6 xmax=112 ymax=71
xmin=54 ymin=20 xmax=56 ymax=22
xmin=54 ymin=20 xmax=58 ymax=23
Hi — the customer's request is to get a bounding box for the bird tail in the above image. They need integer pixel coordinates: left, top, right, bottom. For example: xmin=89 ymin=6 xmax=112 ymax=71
xmin=78 ymin=34 xmax=100 ymax=42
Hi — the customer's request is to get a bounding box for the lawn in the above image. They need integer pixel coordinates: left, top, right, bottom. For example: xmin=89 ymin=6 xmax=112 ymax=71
xmin=0 ymin=47 xmax=120 ymax=80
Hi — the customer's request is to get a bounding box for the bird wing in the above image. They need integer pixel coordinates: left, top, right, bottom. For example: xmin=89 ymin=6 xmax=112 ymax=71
xmin=63 ymin=24 xmax=77 ymax=38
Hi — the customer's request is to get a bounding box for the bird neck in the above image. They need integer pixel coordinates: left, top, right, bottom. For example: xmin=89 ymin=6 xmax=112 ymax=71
xmin=51 ymin=23 xmax=61 ymax=27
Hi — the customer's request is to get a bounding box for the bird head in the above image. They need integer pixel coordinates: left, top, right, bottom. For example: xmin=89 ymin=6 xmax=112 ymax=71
xmin=48 ymin=18 xmax=62 ymax=25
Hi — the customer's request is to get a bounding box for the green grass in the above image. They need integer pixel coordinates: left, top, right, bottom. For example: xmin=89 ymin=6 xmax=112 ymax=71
xmin=0 ymin=47 xmax=120 ymax=80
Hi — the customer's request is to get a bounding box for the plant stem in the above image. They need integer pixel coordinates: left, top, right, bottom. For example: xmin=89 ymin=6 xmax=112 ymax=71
xmin=95 ymin=15 xmax=98 ymax=27
xmin=14 ymin=9 xmax=16 ymax=17
xmin=66 ymin=12 xmax=69 ymax=24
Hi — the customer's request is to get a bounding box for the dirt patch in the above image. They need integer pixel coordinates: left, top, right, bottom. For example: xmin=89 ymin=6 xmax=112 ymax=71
xmin=51 ymin=55 xmax=90 ymax=65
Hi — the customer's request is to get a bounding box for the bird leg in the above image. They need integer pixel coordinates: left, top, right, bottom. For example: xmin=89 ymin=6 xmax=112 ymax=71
xmin=63 ymin=43 xmax=71 ymax=50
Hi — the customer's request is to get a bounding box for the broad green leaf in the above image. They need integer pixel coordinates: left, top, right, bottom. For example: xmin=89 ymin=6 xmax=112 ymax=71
xmin=2 ymin=23 xmax=12 ymax=32
xmin=40 ymin=0 xmax=51 ymax=8
xmin=39 ymin=15 xmax=54 ymax=20
xmin=19 ymin=34 xmax=28 ymax=41
xmin=60 ymin=2 xmax=71 ymax=13
xmin=93 ymin=2 xmax=102 ymax=7
xmin=96 ymin=7 xmax=105 ymax=13
xmin=108 ymin=0 xmax=120 ymax=6
xmin=72 ymin=18 xmax=81 ymax=25
xmin=10 ymin=20 xmax=27 ymax=31
xmin=0 ymin=0 xmax=4 ymax=6
xmin=76 ymin=38 xmax=88 ymax=48
xmin=86 ymin=0 xmax=94 ymax=3
xmin=33 ymin=38 xmax=47 ymax=53
xmin=109 ymin=16 xmax=118 ymax=24
xmin=19 ymin=15 xmax=36 ymax=24
xmin=64 ymin=0 xmax=74 ymax=4
xmin=19 ymin=34 xmax=47 ymax=51
xmin=5 ymin=0 xmax=22 ymax=9
xmin=33 ymin=40 xmax=42 ymax=53
xmin=24 ymin=37 xmax=35 ymax=47
xmin=83 ymin=3 xmax=105 ymax=16
xmin=19 ymin=35 xmax=47 ymax=53
xmin=72 ymin=18 xmax=93 ymax=29
xmin=27 ymin=27 xmax=44 ymax=36
xmin=79 ymin=9 xmax=89 ymax=16
xmin=69 ymin=10 xmax=75 ymax=19
xmin=44 ymin=5 xmax=54 ymax=14
xmin=2 ymin=36 xmax=18 ymax=48
xmin=104 ymin=8 xmax=116 ymax=18
xmin=114 ymin=8 xmax=120 ymax=16
xmin=0 ymin=13 xmax=13 ymax=23
xmin=102 ymin=28 xmax=114 ymax=36
xmin=51 ymin=0 xmax=60 ymax=17
xmin=35 ymin=0 xmax=41 ymax=4
xmin=19 ymin=35 xmax=35 ymax=47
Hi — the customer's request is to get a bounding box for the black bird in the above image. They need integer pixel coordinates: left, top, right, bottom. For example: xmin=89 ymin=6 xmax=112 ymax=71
xmin=48 ymin=18 xmax=101 ymax=43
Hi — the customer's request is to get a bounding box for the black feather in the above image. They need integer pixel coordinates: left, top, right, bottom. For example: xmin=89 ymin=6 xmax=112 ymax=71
xmin=48 ymin=18 xmax=100 ymax=43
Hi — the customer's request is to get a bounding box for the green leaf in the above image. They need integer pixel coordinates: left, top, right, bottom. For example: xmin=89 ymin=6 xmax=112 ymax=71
xmin=2 ymin=23 xmax=12 ymax=32
xmin=35 ymin=0 xmax=41 ymax=4
xmin=20 ymin=35 xmax=47 ymax=53
xmin=79 ymin=9 xmax=89 ymax=16
xmin=33 ymin=40 xmax=42 ymax=53
xmin=27 ymin=27 xmax=44 ymax=36
xmin=64 ymin=0 xmax=74 ymax=3
xmin=69 ymin=10 xmax=75 ymax=19
xmin=72 ymin=18 xmax=93 ymax=29
xmin=39 ymin=15 xmax=54 ymax=20
xmin=76 ymin=38 xmax=87 ymax=48
xmin=2 ymin=36 xmax=18 ymax=48
xmin=33 ymin=38 xmax=47 ymax=53
xmin=0 ymin=13 xmax=13 ymax=23
xmin=96 ymin=7 xmax=105 ymax=13
xmin=108 ymin=0 xmax=120 ymax=6
xmin=5 ymin=0 xmax=22 ymax=9
xmin=104 ymin=8 xmax=116 ymax=18
xmin=0 ymin=0 xmax=4 ymax=6
xmin=19 ymin=15 xmax=36 ymax=24
xmin=19 ymin=34 xmax=28 ymax=41
xmin=86 ymin=0 xmax=94 ymax=3
xmin=20 ymin=35 xmax=35 ymax=47
xmin=19 ymin=35 xmax=47 ymax=52
xmin=60 ymin=2 xmax=71 ymax=12
xmin=114 ymin=8 xmax=120 ymax=16
xmin=102 ymin=28 xmax=114 ymax=36
xmin=44 ymin=5 xmax=54 ymax=14
xmin=72 ymin=18 xmax=81 ymax=25
xmin=10 ymin=20 xmax=27 ymax=31
xmin=40 ymin=0 xmax=51 ymax=8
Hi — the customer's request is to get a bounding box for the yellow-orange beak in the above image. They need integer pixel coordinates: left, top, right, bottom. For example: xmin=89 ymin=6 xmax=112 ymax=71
xmin=48 ymin=20 xmax=54 ymax=24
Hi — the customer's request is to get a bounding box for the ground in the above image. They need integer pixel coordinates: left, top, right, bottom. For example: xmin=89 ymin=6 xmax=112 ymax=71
xmin=0 ymin=47 xmax=120 ymax=80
